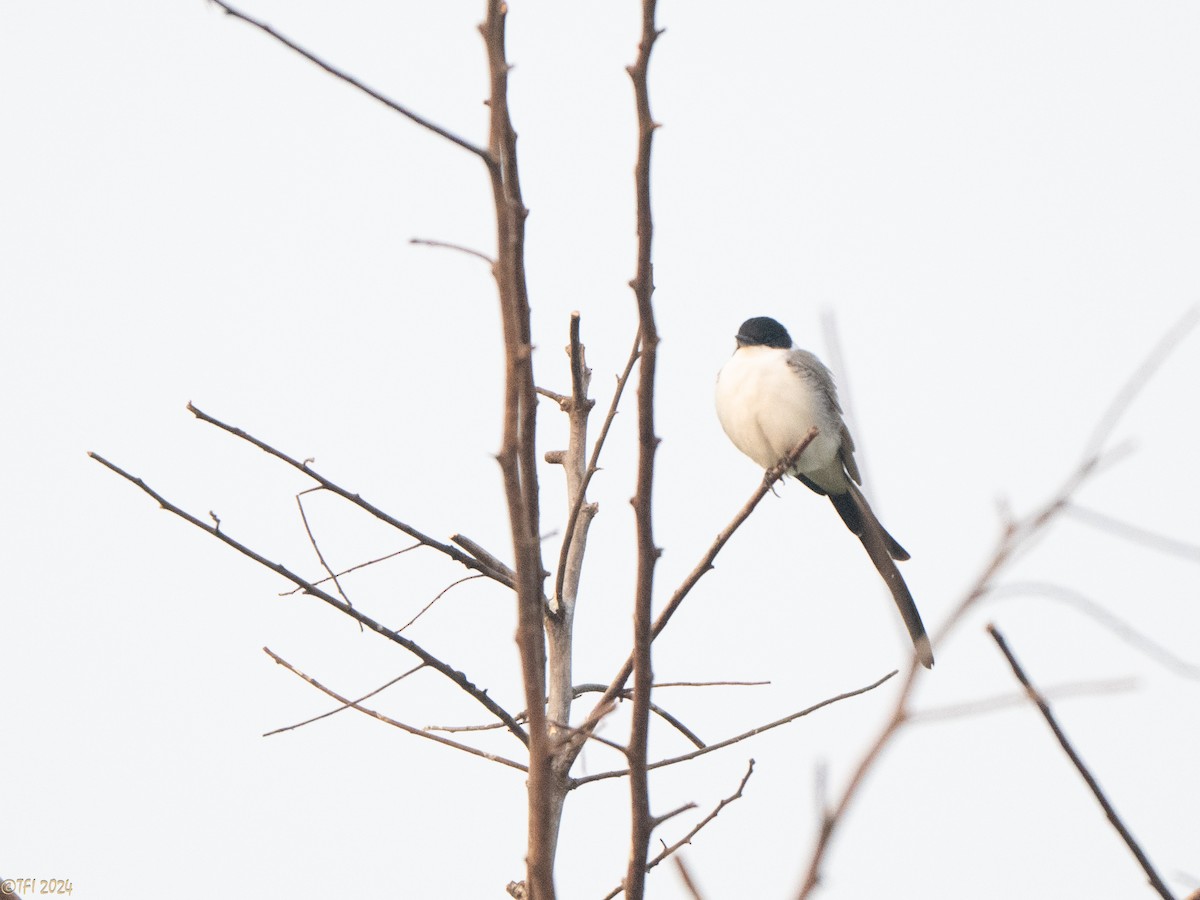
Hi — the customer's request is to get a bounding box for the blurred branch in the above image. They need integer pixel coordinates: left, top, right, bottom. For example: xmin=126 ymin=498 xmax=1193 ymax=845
xmin=795 ymin=309 xmax=1198 ymax=899
xmin=994 ymin=581 xmax=1200 ymax=681
xmin=987 ymin=625 xmax=1176 ymax=900
xmin=1062 ymin=503 xmax=1200 ymax=563
xmin=187 ymin=403 xmax=515 ymax=589
xmin=207 ymin=0 xmax=491 ymax=160
xmin=88 ymin=451 xmax=528 ymax=746
xmin=909 ymin=677 xmax=1137 ymax=724
xmin=264 ymin=648 xmax=528 ymax=773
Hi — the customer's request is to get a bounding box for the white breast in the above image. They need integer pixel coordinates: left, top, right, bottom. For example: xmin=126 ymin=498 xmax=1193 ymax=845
xmin=715 ymin=345 xmax=842 ymax=475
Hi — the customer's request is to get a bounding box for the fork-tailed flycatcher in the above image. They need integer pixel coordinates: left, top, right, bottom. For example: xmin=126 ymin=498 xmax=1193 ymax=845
xmin=715 ymin=316 xmax=934 ymax=668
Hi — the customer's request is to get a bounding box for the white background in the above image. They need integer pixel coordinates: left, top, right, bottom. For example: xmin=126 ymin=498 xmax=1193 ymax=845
xmin=3 ymin=2 xmax=1199 ymax=898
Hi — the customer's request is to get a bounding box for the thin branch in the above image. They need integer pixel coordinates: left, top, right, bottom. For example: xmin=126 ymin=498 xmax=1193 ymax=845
xmin=652 ymin=680 xmax=770 ymax=688
xmin=185 ymin=403 xmax=514 ymax=589
xmin=277 ymin=543 xmax=423 ymax=596
xmin=409 ymin=237 xmax=495 ymax=265
xmin=450 ymin=533 xmax=516 ymax=584
xmin=429 ymin=683 xmax=706 ymax=750
xmin=987 ymin=625 xmax=1176 ymax=900
xmin=396 ymin=574 xmax=485 ymax=633
xmin=673 ymin=858 xmax=705 ymax=900
xmin=570 ymin=428 xmax=819 ymax=759
xmin=1080 ymin=305 xmax=1199 ymax=462
xmin=1063 ymin=503 xmax=1200 ymax=563
xmin=295 ymin=487 xmax=360 ymax=631
xmin=553 ymin=328 xmax=641 ymax=605
xmin=795 ymin=310 xmax=1198 ymax=899
xmin=602 ymin=760 xmax=756 ymax=900
xmin=909 ymin=678 xmax=1137 ymax=724
xmin=88 ymin=451 xmax=528 ymax=746
xmin=575 ymin=671 xmax=896 ymax=787
xmin=207 ymin=0 xmax=491 ymax=161
xmin=265 ymin=648 xmax=528 ymax=773
xmin=263 ymin=661 xmax=425 ymax=736
xmin=994 ymin=581 xmax=1200 ymax=681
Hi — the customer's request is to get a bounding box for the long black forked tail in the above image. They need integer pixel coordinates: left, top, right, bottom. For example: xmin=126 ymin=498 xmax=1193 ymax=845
xmin=840 ymin=483 xmax=933 ymax=668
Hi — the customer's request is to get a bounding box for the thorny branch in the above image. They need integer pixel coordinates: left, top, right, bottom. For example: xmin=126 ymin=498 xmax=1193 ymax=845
xmin=601 ymin=759 xmax=757 ymax=900
xmin=625 ymin=0 xmax=663 ymax=893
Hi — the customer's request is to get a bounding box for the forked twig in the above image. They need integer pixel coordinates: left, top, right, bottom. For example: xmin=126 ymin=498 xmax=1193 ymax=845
xmin=186 ymin=403 xmax=514 ymax=589
xmin=263 ymin=662 xmax=425 ymax=737
xmin=576 ymin=670 xmax=896 ymax=786
xmin=988 ymin=625 xmax=1175 ymax=900
xmin=88 ymin=451 xmax=528 ymax=746
xmin=602 ymin=760 xmax=756 ymax=900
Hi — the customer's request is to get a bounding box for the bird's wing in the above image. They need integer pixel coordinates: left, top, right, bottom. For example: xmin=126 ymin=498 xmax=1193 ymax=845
xmin=788 ymin=348 xmax=862 ymax=485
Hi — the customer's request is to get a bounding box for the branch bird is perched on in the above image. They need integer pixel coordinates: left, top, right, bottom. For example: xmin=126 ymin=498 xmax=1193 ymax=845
xmin=715 ymin=316 xmax=934 ymax=668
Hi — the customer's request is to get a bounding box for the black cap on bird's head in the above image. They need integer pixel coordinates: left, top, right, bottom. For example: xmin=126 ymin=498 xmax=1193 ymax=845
xmin=735 ymin=316 xmax=792 ymax=349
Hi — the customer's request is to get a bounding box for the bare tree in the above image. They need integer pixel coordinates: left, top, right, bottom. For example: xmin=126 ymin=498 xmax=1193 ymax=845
xmin=90 ymin=4 xmax=1198 ymax=899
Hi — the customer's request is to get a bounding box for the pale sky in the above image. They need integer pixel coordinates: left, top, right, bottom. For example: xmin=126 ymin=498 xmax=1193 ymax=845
xmin=3 ymin=2 xmax=1199 ymax=899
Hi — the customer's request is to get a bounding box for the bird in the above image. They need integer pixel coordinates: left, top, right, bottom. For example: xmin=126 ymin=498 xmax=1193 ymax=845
xmin=714 ymin=315 xmax=934 ymax=668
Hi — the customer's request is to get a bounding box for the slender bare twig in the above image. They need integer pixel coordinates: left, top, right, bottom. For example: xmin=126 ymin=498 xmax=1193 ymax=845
xmin=603 ymin=760 xmax=755 ymax=900
xmin=263 ymin=662 xmax=425 ymax=737
xmin=278 ymin=543 xmax=423 ymax=596
xmin=408 ymin=237 xmax=495 ymax=265
xmin=88 ymin=451 xmax=528 ymax=746
xmin=207 ymin=0 xmax=491 ymax=161
xmin=575 ymin=671 xmax=896 ymax=787
xmin=795 ymin=309 xmax=1198 ymax=899
xmin=186 ymin=403 xmax=515 ymax=589
xmin=396 ymin=574 xmax=485 ymax=633
xmin=264 ymin=648 xmax=528 ymax=773
xmin=429 ymin=684 xmax=706 ymax=749
xmin=987 ymin=625 xmax=1176 ymax=900
xmin=652 ymin=680 xmax=770 ymax=688
xmin=295 ymin=487 xmax=361 ymax=632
